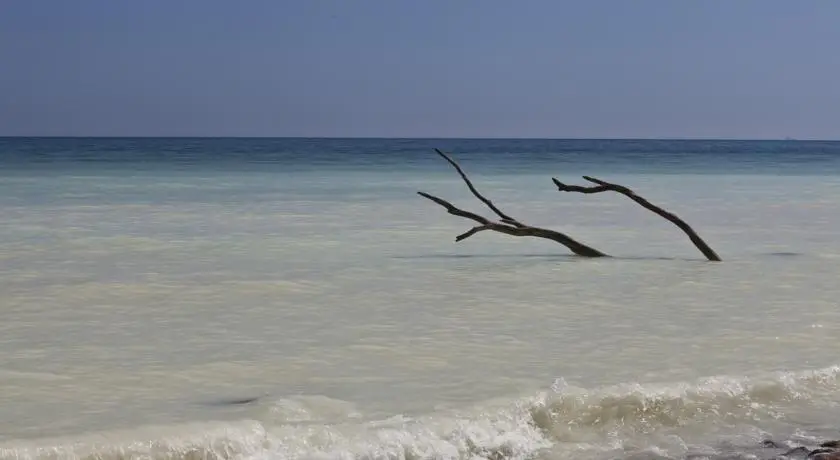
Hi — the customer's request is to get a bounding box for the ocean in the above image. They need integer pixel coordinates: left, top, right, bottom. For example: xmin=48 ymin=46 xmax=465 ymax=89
xmin=1 ymin=137 xmax=840 ymax=460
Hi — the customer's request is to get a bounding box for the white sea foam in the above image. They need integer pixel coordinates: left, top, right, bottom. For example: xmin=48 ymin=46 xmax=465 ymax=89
xmin=2 ymin=366 xmax=838 ymax=460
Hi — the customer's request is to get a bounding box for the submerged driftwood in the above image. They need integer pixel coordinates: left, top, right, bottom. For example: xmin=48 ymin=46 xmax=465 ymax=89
xmin=552 ymin=175 xmax=721 ymax=261
xmin=419 ymin=148 xmax=721 ymax=261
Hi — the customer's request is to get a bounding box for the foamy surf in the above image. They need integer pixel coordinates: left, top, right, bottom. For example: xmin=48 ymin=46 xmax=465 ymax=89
xmin=2 ymin=365 xmax=838 ymax=460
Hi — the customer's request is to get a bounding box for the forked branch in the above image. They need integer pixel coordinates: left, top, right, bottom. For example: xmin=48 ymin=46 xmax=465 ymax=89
xmin=418 ymin=151 xmax=607 ymax=257
xmin=419 ymin=149 xmax=721 ymax=261
xmin=432 ymin=149 xmax=523 ymax=226
xmin=552 ymin=176 xmax=721 ymax=261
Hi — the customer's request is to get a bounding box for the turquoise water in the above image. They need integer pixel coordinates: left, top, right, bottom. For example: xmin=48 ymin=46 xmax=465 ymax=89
xmin=2 ymin=138 xmax=840 ymax=459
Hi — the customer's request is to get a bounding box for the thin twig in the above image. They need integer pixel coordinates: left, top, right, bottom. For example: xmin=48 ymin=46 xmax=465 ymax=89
xmin=434 ymin=149 xmax=524 ymax=227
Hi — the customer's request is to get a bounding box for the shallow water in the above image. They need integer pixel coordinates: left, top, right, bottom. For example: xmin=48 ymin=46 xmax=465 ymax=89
xmin=2 ymin=138 xmax=840 ymax=459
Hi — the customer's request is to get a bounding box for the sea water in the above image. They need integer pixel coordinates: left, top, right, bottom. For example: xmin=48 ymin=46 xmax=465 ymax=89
xmin=2 ymin=137 xmax=840 ymax=459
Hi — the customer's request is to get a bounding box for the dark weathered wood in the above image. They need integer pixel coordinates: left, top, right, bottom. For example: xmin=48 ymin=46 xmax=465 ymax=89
xmin=552 ymin=176 xmax=721 ymax=261
xmin=420 ymin=148 xmax=722 ymax=261
xmin=433 ymin=148 xmax=522 ymax=226
xmin=418 ymin=150 xmax=607 ymax=257
xmin=417 ymin=191 xmax=607 ymax=257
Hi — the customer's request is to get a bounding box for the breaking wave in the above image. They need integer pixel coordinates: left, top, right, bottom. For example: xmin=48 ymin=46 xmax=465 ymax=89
xmin=2 ymin=365 xmax=838 ymax=460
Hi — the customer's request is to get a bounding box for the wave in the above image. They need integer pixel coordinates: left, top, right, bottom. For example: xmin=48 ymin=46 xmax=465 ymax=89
xmin=2 ymin=365 xmax=838 ymax=460
xmin=535 ymin=365 xmax=840 ymax=435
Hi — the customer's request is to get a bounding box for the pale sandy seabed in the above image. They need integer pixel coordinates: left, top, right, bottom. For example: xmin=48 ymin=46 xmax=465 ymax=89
xmin=2 ymin=172 xmax=840 ymax=459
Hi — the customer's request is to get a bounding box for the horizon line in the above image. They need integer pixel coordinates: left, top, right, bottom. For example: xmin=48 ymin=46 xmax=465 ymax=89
xmin=0 ymin=135 xmax=834 ymax=142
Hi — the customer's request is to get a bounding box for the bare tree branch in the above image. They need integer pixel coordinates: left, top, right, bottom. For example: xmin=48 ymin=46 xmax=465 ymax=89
xmin=456 ymin=225 xmax=491 ymax=242
xmin=419 ymin=148 xmax=722 ymax=261
xmin=433 ymin=149 xmax=523 ymax=227
xmin=418 ymin=154 xmax=607 ymax=258
xmin=552 ymin=176 xmax=721 ymax=261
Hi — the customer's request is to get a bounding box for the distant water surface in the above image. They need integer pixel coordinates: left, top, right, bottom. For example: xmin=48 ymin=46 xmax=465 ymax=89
xmin=1 ymin=138 xmax=840 ymax=460
xmin=3 ymin=137 xmax=840 ymax=174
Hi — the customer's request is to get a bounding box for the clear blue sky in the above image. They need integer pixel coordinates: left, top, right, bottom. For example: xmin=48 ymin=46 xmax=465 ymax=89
xmin=2 ymin=1 xmax=839 ymax=139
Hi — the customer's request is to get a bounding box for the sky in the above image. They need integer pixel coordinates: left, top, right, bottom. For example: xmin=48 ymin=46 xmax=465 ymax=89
xmin=1 ymin=1 xmax=839 ymax=139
